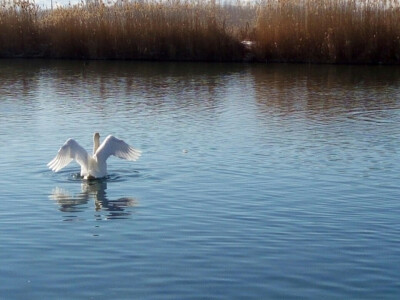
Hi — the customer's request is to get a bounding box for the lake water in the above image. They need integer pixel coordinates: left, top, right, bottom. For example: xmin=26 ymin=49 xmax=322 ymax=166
xmin=0 ymin=60 xmax=399 ymax=299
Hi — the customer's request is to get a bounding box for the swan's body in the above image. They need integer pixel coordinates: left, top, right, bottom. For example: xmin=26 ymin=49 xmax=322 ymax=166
xmin=48 ymin=133 xmax=141 ymax=179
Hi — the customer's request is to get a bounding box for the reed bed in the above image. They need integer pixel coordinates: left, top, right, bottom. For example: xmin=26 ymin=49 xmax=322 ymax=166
xmin=255 ymin=0 xmax=400 ymax=64
xmin=1 ymin=0 xmax=400 ymax=63
xmin=0 ymin=0 xmax=248 ymax=60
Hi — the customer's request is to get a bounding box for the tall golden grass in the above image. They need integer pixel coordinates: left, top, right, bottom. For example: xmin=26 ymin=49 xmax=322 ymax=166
xmin=255 ymin=0 xmax=400 ymax=63
xmin=1 ymin=0 xmax=400 ymax=63
xmin=0 ymin=0 xmax=42 ymax=56
xmin=0 ymin=0 xmax=249 ymax=60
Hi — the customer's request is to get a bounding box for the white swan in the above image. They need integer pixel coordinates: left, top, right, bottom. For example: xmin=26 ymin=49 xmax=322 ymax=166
xmin=48 ymin=133 xmax=141 ymax=179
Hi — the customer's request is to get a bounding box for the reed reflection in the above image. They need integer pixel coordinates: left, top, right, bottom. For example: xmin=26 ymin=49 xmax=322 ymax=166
xmin=50 ymin=180 xmax=137 ymax=220
xmin=47 ymin=61 xmax=236 ymax=113
xmin=251 ymin=64 xmax=400 ymax=120
xmin=0 ymin=59 xmax=42 ymax=98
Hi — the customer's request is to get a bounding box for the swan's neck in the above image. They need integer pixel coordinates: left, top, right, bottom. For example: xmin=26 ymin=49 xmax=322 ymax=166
xmin=93 ymin=134 xmax=100 ymax=154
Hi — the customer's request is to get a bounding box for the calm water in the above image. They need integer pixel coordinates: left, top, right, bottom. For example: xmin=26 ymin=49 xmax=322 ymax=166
xmin=0 ymin=60 xmax=399 ymax=299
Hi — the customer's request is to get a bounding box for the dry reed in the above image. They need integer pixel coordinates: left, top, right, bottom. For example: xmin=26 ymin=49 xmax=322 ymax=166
xmin=1 ymin=0 xmax=400 ymax=63
xmin=0 ymin=0 xmax=42 ymax=56
xmin=255 ymin=0 xmax=400 ymax=64
xmin=0 ymin=0 xmax=247 ymax=60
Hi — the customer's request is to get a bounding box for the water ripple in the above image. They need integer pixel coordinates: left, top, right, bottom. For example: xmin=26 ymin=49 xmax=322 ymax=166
xmin=1 ymin=61 xmax=400 ymax=299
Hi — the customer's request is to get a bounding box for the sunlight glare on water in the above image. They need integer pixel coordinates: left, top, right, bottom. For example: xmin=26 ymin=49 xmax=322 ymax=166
xmin=0 ymin=60 xmax=399 ymax=299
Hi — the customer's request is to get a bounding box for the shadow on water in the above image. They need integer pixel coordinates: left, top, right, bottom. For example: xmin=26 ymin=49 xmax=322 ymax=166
xmin=49 ymin=177 xmax=138 ymax=221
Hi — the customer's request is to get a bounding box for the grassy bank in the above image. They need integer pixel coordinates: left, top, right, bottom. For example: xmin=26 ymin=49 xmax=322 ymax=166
xmin=1 ymin=0 xmax=400 ymax=64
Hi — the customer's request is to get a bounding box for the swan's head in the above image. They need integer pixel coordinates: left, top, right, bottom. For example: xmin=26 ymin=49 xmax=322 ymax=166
xmin=93 ymin=132 xmax=100 ymax=154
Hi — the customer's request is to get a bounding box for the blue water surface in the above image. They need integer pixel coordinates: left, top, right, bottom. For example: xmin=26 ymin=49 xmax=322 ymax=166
xmin=0 ymin=60 xmax=399 ymax=299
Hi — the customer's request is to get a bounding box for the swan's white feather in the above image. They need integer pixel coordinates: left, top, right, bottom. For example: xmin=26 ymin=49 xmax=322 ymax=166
xmin=47 ymin=138 xmax=89 ymax=173
xmin=95 ymin=135 xmax=142 ymax=162
xmin=48 ymin=134 xmax=141 ymax=179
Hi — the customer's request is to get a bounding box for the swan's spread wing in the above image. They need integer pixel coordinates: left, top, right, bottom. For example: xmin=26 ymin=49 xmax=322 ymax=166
xmin=95 ymin=135 xmax=141 ymax=162
xmin=47 ymin=138 xmax=89 ymax=172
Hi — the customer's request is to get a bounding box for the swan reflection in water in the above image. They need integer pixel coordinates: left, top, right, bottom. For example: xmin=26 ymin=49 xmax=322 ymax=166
xmin=50 ymin=179 xmax=137 ymax=220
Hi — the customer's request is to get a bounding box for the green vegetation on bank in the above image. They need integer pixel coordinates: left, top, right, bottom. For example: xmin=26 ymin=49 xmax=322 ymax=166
xmin=1 ymin=0 xmax=400 ymax=64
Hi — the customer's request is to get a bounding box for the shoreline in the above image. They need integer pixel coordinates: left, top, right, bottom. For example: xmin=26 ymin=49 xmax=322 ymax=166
xmin=1 ymin=55 xmax=398 ymax=66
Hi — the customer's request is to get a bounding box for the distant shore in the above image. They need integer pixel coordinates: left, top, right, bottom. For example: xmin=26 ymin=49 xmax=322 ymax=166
xmin=1 ymin=0 xmax=400 ymax=64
